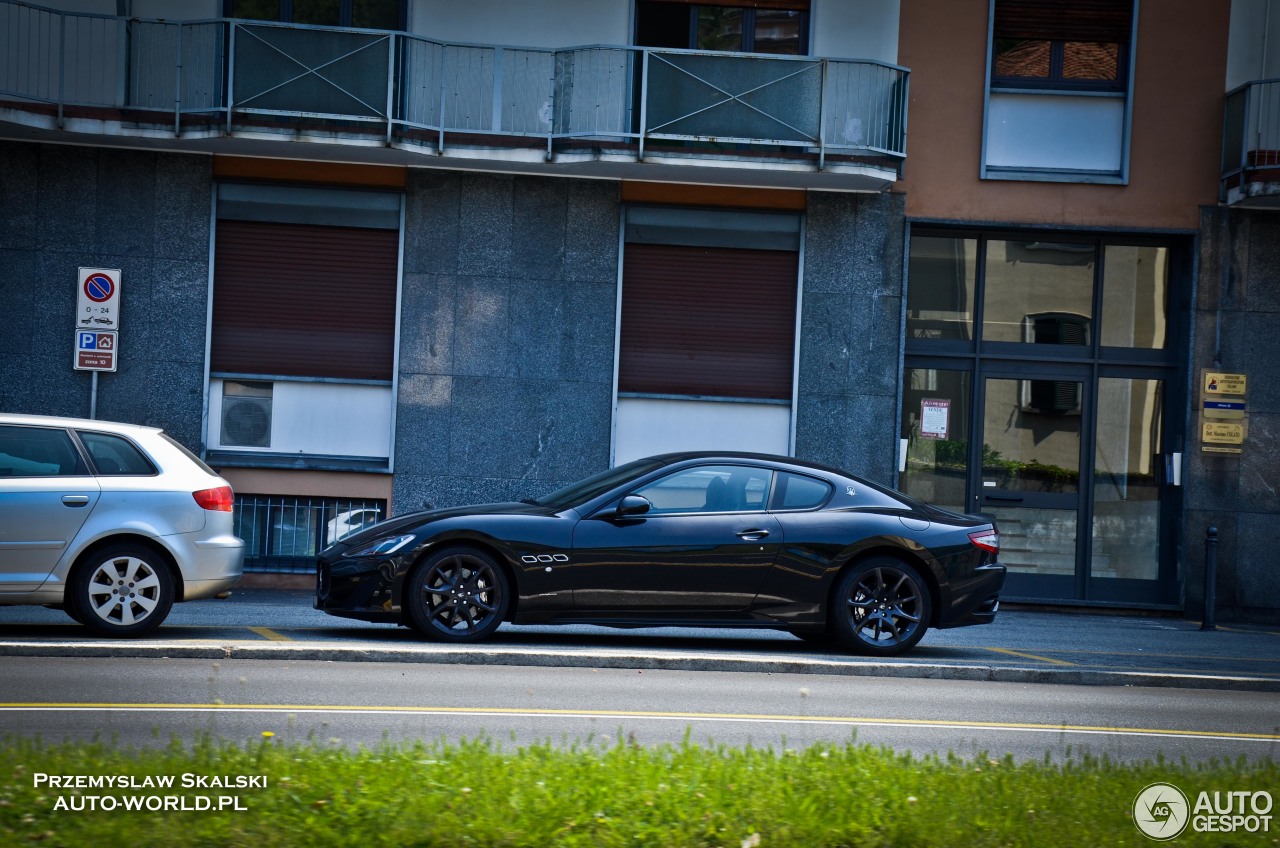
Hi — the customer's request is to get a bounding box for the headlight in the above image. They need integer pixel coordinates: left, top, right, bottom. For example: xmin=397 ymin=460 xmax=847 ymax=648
xmin=348 ymin=534 xmax=416 ymax=558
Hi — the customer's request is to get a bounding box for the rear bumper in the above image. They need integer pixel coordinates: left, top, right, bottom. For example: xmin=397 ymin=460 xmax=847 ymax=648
xmin=939 ymin=562 xmax=1006 ymax=629
xmin=181 ymin=534 xmax=244 ymax=600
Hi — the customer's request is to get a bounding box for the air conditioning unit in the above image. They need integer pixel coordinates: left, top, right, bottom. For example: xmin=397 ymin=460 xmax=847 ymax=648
xmin=221 ymin=395 xmax=272 ymax=448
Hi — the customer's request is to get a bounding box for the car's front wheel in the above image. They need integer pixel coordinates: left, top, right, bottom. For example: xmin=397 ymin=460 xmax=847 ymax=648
xmin=68 ymin=544 xmax=175 ymax=637
xmin=831 ymin=557 xmax=932 ymax=657
xmin=405 ymin=547 xmax=510 ymax=643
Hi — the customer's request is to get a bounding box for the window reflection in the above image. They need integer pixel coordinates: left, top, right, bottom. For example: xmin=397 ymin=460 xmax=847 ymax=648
xmin=1092 ymin=378 xmax=1162 ymax=580
xmin=983 ymin=240 xmax=1093 ymax=344
xmin=900 ymin=368 xmax=970 ymax=512
xmin=907 ymin=236 xmax=976 ymax=341
xmin=1102 ymin=245 xmax=1168 ymax=349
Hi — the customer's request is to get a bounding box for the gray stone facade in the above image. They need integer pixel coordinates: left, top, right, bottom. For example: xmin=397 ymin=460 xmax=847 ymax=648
xmin=795 ymin=191 xmax=906 ymax=486
xmin=0 ymin=141 xmax=212 ymax=451
xmin=392 ymin=172 xmax=620 ymax=514
xmin=1187 ymin=206 xmax=1280 ymax=620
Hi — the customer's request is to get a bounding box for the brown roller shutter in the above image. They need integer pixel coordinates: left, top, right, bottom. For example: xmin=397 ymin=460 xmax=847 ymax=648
xmin=994 ymin=0 xmax=1132 ymax=43
xmin=211 ymin=220 xmax=398 ymax=381
xmin=619 ymin=243 xmax=797 ymax=400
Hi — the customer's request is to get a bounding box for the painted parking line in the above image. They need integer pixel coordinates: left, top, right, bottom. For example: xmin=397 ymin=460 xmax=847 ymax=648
xmin=247 ymin=627 xmax=291 ymax=642
xmin=983 ymin=647 xmax=1077 ymax=666
xmin=1 ymin=702 xmax=1278 ymax=743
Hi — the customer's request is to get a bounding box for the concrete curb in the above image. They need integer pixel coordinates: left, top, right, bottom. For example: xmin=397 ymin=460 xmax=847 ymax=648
xmin=3 ymin=641 xmax=1278 ymax=693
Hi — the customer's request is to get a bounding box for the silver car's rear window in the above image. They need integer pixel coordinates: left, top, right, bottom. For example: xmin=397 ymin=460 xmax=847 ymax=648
xmin=77 ymin=431 xmax=158 ymax=476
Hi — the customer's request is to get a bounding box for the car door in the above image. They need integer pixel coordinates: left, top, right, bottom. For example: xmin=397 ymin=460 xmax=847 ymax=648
xmin=0 ymin=424 xmax=100 ymax=592
xmin=569 ymin=463 xmax=782 ymax=611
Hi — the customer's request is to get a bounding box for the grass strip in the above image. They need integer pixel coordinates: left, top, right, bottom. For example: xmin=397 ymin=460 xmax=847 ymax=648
xmin=1 ymin=733 xmax=1275 ymax=847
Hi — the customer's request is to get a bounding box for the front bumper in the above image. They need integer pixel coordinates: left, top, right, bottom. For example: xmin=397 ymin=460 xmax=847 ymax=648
xmin=314 ymin=553 xmax=402 ymax=623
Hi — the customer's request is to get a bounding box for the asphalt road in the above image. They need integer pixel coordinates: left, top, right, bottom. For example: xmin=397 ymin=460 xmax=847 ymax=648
xmin=1 ymin=589 xmax=1278 ymax=688
xmin=3 ymin=656 xmax=1279 ymax=764
xmin=1 ymin=589 xmax=1278 ymax=764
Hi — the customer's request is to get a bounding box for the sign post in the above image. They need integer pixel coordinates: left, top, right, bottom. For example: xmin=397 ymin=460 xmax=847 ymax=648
xmin=73 ymin=268 xmax=123 ymax=419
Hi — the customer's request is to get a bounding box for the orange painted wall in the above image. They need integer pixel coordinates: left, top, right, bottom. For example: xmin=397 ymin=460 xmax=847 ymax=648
xmin=897 ymin=0 xmax=1230 ymax=230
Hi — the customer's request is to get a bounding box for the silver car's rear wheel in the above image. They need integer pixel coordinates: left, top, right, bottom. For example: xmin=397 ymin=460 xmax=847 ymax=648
xmin=69 ymin=545 xmax=175 ymax=637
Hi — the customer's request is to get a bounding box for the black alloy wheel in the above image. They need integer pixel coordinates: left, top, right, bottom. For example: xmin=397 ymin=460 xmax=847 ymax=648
xmin=405 ymin=547 xmax=510 ymax=642
xmin=832 ymin=557 xmax=932 ymax=656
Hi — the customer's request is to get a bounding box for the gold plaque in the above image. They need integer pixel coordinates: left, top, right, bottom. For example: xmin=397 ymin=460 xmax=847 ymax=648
xmin=1202 ymin=421 xmax=1245 ymax=445
xmin=1204 ymin=372 xmax=1247 ymax=396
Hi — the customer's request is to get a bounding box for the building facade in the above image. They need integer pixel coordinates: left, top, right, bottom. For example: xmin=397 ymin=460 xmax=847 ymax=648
xmin=1 ymin=0 xmax=1276 ymax=621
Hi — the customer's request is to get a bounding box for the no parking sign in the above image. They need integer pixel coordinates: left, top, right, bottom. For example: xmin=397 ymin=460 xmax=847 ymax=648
xmin=76 ymin=267 xmax=121 ymax=331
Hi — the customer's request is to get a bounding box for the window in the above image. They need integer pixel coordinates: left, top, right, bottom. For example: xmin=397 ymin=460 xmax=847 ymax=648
xmin=991 ymin=0 xmax=1130 ymax=92
xmin=0 ymin=426 xmax=86 ymax=477
xmin=773 ymin=472 xmax=831 ymax=510
xmin=636 ymin=465 xmax=773 ymax=514
xmin=635 ymin=1 xmax=809 ymax=54
xmin=77 ymin=432 xmax=157 ymax=476
xmin=984 ymin=0 xmax=1134 ymax=181
xmin=224 ymin=0 xmax=404 ymax=30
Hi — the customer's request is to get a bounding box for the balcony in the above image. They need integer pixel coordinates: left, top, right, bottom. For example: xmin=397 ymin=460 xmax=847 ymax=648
xmin=0 ymin=1 xmax=908 ymax=191
xmin=1221 ymin=78 xmax=1280 ymax=208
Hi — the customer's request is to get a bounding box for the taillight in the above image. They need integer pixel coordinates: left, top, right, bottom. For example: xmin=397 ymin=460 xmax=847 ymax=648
xmin=193 ymin=486 xmax=234 ymax=512
xmin=968 ymin=529 xmax=999 ymax=554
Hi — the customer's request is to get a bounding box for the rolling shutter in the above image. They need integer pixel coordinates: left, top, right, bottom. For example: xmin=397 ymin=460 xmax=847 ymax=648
xmin=619 ymin=242 xmax=797 ymax=400
xmin=993 ymin=0 xmax=1132 ymax=43
xmin=211 ymin=220 xmax=398 ymax=381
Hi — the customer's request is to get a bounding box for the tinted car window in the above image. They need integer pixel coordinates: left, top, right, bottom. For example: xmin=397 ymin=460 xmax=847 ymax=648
xmin=774 ymin=471 xmax=832 ymax=510
xmin=0 ymin=426 xmax=88 ymax=477
xmin=636 ymin=465 xmax=772 ymax=514
xmin=77 ymin=431 xmax=157 ymax=476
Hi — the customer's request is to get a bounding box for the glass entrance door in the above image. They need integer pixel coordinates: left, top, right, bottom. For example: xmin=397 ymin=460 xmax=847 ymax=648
xmin=1089 ymin=377 xmax=1174 ymax=603
xmin=971 ymin=372 xmax=1173 ymax=603
xmin=977 ymin=372 xmax=1086 ymax=599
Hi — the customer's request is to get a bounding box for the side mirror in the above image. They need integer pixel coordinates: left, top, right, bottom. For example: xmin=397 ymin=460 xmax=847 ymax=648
xmin=617 ymin=494 xmax=651 ymax=517
xmin=597 ymin=494 xmax=651 ymax=520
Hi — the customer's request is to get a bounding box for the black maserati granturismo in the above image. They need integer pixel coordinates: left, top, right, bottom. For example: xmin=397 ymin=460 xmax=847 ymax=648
xmin=315 ymin=452 xmax=1005 ymax=656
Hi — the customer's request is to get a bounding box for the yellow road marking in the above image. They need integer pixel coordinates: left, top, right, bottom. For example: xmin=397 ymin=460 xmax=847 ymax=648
xmin=247 ymin=627 xmax=290 ymax=642
xmin=0 ymin=703 xmax=1276 ymax=741
xmin=983 ymin=647 xmax=1077 ymax=666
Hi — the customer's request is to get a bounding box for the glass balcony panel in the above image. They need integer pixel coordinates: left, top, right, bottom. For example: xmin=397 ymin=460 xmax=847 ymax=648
xmin=233 ymin=24 xmax=390 ymax=118
xmin=646 ymin=52 xmax=821 ymax=143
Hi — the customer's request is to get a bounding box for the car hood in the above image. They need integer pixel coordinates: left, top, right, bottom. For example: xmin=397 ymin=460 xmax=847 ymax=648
xmin=324 ymin=501 xmax=557 ymax=554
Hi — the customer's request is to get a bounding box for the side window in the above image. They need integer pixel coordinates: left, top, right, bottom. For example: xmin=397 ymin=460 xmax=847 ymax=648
xmin=773 ymin=472 xmax=832 ymax=511
xmin=77 ymin=432 xmax=157 ymax=476
xmin=635 ymin=465 xmax=773 ymax=515
xmin=0 ymin=426 xmax=88 ymax=477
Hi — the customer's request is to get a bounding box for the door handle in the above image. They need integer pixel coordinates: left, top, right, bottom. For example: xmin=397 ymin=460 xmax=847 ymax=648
xmin=736 ymin=529 xmax=770 ymax=541
xmin=61 ymin=495 xmax=91 ymax=507
xmin=983 ymin=494 xmax=1024 ymax=503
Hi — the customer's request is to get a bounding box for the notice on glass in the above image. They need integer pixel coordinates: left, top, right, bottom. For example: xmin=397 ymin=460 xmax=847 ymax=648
xmin=920 ymin=399 xmax=950 ymax=440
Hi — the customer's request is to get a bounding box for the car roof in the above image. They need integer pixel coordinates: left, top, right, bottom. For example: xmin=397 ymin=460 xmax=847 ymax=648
xmin=0 ymin=412 xmax=163 ymax=436
xmin=643 ymin=450 xmax=855 ymax=479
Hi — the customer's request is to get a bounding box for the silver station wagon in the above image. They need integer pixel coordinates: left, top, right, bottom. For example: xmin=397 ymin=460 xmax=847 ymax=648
xmin=0 ymin=414 xmax=243 ymax=636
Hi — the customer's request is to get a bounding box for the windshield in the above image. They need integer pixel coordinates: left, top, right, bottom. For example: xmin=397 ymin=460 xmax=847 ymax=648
xmin=534 ymin=457 xmax=667 ymax=510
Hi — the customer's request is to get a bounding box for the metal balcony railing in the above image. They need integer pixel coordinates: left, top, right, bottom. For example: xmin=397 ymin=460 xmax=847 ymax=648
xmin=1221 ymin=78 xmax=1280 ymax=200
xmin=0 ymin=0 xmax=908 ymax=170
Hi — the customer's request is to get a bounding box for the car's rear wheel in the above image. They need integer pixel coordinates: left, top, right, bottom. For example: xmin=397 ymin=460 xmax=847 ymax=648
xmin=405 ymin=547 xmax=510 ymax=643
xmin=68 ymin=544 xmax=175 ymax=637
xmin=831 ymin=557 xmax=931 ymax=657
